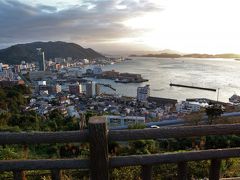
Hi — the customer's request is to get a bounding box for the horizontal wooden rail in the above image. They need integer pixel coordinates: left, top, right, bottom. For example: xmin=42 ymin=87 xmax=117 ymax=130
xmin=0 ymin=148 xmax=238 ymax=172
xmin=1 ymin=120 xmax=240 ymax=179
xmin=0 ymin=124 xmax=240 ymax=144
xmin=0 ymin=159 xmax=89 ymax=171
xmin=109 ymin=123 xmax=240 ymax=141
xmin=0 ymin=130 xmax=88 ymax=145
xmin=1 ymin=124 xmax=240 ymax=145
xmin=109 ymin=148 xmax=240 ymax=168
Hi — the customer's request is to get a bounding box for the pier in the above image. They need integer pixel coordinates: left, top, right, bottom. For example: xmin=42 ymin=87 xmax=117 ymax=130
xmin=98 ymin=83 xmax=116 ymax=91
xmin=170 ymin=83 xmax=216 ymax=92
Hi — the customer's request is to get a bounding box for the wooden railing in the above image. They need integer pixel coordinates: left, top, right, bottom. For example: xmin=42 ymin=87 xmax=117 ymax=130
xmin=1 ymin=116 xmax=240 ymax=180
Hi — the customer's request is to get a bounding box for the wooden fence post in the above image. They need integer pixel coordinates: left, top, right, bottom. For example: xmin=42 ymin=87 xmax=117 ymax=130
xmin=51 ymin=169 xmax=62 ymax=180
xmin=209 ymin=159 xmax=221 ymax=180
xmin=177 ymin=162 xmax=187 ymax=180
xmin=141 ymin=165 xmax=152 ymax=180
xmin=89 ymin=116 xmax=109 ymax=180
xmin=13 ymin=171 xmax=26 ymax=180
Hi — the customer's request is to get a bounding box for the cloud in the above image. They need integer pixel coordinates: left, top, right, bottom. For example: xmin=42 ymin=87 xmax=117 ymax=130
xmin=0 ymin=0 xmax=162 ymax=50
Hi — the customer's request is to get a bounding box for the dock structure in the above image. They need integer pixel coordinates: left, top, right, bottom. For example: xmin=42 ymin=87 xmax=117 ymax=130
xmin=170 ymin=83 xmax=216 ymax=92
xmin=98 ymin=83 xmax=116 ymax=91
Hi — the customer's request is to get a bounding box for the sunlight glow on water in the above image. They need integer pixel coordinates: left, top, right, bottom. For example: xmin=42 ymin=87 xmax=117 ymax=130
xmin=89 ymin=57 xmax=240 ymax=102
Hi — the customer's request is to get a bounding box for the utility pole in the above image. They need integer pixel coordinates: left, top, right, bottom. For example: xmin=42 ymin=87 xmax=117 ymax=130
xmin=217 ymin=88 xmax=220 ymax=102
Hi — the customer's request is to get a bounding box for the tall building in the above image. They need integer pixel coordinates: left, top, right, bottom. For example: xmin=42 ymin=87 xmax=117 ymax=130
xmin=86 ymin=82 xmax=93 ymax=97
xmin=37 ymin=48 xmax=46 ymax=71
xmin=95 ymin=83 xmax=101 ymax=96
xmin=137 ymin=85 xmax=150 ymax=102
xmin=0 ymin=63 xmax=2 ymax=72
xmin=69 ymin=82 xmax=82 ymax=95
xmin=14 ymin=65 xmax=21 ymax=73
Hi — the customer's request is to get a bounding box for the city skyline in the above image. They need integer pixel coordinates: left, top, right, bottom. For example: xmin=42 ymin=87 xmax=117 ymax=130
xmin=1 ymin=0 xmax=240 ymax=54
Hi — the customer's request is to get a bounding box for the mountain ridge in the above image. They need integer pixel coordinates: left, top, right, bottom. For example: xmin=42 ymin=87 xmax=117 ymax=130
xmin=131 ymin=53 xmax=240 ymax=59
xmin=0 ymin=41 xmax=105 ymax=64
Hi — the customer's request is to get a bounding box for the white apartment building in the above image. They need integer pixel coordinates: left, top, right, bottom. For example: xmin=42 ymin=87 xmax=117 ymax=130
xmin=107 ymin=115 xmax=145 ymax=127
xmin=175 ymin=101 xmax=201 ymax=114
xmin=137 ymin=85 xmax=150 ymax=102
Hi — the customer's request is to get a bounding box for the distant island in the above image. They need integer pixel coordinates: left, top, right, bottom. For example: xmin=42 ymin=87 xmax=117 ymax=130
xmin=0 ymin=41 xmax=105 ymax=64
xmin=130 ymin=53 xmax=240 ymax=59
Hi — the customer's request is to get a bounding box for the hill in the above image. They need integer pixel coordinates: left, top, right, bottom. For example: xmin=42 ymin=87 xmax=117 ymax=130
xmin=141 ymin=53 xmax=182 ymax=58
xmin=183 ymin=53 xmax=240 ymax=58
xmin=0 ymin=41 xmax=105 ymax=64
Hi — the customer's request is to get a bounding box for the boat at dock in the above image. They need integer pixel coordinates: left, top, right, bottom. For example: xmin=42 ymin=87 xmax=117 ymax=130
xmin=115 ymin=79 xmax=129 ymax=83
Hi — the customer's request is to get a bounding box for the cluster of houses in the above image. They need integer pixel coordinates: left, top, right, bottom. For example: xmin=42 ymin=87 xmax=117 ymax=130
xmin=0 ymin=59 xmax=228 ymax=130
xmin=0 ymin=63 xmax=25 ymax=87
xmin=25 ymin=76 xmax=210 ymax=129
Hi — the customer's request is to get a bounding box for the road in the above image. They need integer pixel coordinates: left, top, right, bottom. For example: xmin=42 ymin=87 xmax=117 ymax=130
xmin=109 ymin=111 xmax=240 ymax=130
xmin=109 ymin=119 xmax=184 ymax=130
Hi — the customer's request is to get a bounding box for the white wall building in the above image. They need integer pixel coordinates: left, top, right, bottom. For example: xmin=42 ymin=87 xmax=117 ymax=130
xmin=175 ymin=101 xmax=201 ymax=114
xmin=82 ymin=59 xmax=89 ymax=64
xmin=107 ymin=115 xmax=145 ymax=127
xmin=137 ymin=85 xmax=150 ymax=102
xmin=37 ymin=81 xmax=47 ymax=86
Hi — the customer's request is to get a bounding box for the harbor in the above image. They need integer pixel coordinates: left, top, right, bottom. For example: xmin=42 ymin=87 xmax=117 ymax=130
xmin=81 ymin=57 xmax=239 ymax=102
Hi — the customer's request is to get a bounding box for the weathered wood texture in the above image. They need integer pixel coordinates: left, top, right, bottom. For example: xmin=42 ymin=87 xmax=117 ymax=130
xmin=178 ymin=162 xmax=187 ymax=180
xmin=1 ymin=120 xmax=240 ymax=179
xmin=1 ymin=123 xmax=240 ymax=144
xmin=109 ymin=148 xmax=240 ymax=168
xmin=89 ymin=116 xmax=109 ymax=180
xmin=1 ymin=148 xmax=234 ymax=180
xmin=13 ymin=171 xmax=26 ymax=180
xmin=0 ymin=148 xmax=233 ymax=172
xmin=209 ymin=159 xmax=221 ymax=180
xmin=0 ymin=130 xmax=88 ymax=145
xmin=142 ymin=165 xmax=152 ymax=180
xmin=109 ymin=124 xmax=240 ymax=141
xmin=51 ymin=169 xmax=62 ymax=180
xmin=0 ymin=159 xmax=89 ymax=171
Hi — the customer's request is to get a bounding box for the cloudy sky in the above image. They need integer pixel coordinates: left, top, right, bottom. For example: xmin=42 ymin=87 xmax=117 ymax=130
xmin=1 ymin=0 xmax=240 ymax=54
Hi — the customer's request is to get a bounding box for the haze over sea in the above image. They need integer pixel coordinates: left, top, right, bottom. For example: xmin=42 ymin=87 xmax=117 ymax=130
xmin=89 ymin=57 xmax=240 ymax=102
